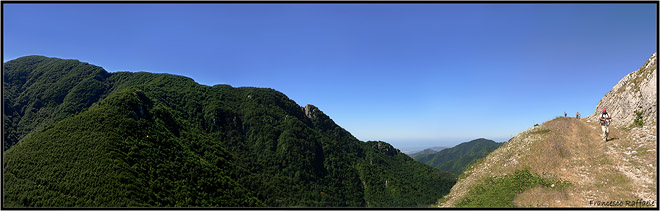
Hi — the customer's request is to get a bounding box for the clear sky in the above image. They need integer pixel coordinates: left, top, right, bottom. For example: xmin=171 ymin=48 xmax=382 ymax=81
xmin=3 ymin=3 xmax=657 ymax=151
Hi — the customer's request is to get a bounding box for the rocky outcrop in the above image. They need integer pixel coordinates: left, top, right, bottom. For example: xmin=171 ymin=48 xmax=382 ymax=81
xmin=371 ymin=141 xmax=400 ymax=156
xmin=588 ymin=52 xmax=657 ymax=127
xmin=302 ymin=104 xmax=319 ymax=119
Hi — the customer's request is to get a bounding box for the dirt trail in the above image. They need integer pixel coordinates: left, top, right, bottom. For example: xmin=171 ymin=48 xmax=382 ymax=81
xmin=519 ymin=118 xmax=657 ymax=207
xmin=440 ymin=117 xmax=657 ymax=207
xmin=584 ymin=119 xmax=657 ymax=203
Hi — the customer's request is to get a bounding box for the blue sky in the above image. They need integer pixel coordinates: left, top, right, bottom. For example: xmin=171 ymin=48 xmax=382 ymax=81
xmin=3 ymin=3 xmax=657 ymax=151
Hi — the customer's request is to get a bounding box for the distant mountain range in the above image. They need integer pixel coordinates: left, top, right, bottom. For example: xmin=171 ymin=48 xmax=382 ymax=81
xmin=405 ymin=146 xmax=448 ymax=156
xmin=3 ymin=56 xmax=456 ymax=207
xmin=410 ymin=138 xmax=502 ymax=174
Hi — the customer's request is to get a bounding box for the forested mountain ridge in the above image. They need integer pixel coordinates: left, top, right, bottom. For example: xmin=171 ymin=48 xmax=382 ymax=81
xmin=413 ymin=138 xmax=502 ymax=173
xmin=3 ymin=56 xmax=111 ymax=150
xmin=3 ymin=55 xmax=455 ymax=207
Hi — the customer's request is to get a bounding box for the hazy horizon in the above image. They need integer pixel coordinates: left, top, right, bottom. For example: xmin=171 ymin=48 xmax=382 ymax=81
xmin=387 ymin=136 xmax=511 ymax=153
xmin=3 ymin=3 xmax=657 ymax=149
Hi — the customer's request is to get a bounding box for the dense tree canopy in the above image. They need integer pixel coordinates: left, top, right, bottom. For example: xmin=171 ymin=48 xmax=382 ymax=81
xmin=3 ymin=56 xmax=455 ymax=207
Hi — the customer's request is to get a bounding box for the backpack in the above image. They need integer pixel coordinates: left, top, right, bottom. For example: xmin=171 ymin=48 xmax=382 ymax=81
xmin=600 ymin=113 xmax=611 ymax=125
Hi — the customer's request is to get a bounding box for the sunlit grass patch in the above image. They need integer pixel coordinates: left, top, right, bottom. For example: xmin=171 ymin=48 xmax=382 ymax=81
xmin=514 ymin=186 xmax=569 ymax=207
xmin=455 ymin=169 xmax=570 ymax=207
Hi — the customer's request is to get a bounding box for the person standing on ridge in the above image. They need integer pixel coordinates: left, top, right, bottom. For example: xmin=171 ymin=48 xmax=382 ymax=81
xmin=576 ymin=112 xmax=581 ymax=119
xmin=564 ymin=112 xmax=567 ymax=117
xmin=599 ymin=108 xmax=612 ymax=141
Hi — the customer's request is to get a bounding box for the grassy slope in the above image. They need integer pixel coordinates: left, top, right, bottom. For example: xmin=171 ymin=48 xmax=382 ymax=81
xmin=438 ymin=117 xmax=657 ymax=207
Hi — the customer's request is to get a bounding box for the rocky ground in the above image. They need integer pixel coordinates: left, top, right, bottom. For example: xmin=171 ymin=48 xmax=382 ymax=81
xmin=438 ymin=117 xmax=657 ymax=208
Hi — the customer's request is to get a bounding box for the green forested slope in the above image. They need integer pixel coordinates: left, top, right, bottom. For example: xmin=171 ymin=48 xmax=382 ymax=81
xmin=358 ymin=141 xmax=456 ymax=207
xmin=3 ymin=56 xmax=455 ymax=207
xmin=413 ymin=138 xmax=502 ymax=173
xmin=3 ymin=88 xmax=262 ymax=207
xmin=3 ymin=56 xmax=111 ymax=150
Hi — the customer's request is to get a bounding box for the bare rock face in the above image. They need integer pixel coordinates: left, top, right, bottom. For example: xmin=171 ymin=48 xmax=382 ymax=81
xmin=588 ymin=53 xmax=657 ymax=127
xmin=372 ymin=141 xmax=400 ymax=156
xmin=302 ymin=104 xmax=318 ymax=119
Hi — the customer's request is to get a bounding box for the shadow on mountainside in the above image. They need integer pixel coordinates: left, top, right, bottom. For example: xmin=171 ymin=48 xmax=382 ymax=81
xmin=606 ymin=137 xmax=619 ymax=142
xmin=439 ymin=117 xmax=657 ymax=207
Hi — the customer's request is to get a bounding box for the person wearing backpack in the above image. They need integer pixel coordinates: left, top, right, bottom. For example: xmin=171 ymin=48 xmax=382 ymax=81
xmin=599 ymin=108 xmax=612 ymax=141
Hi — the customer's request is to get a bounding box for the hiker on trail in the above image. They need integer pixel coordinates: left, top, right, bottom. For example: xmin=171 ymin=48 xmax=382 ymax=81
xmin=576 ymin=112 xmax=581 ymax=119
xmin=564 ymin=112 xmax=567 ymax=117
xmin=599 ymin=108 xmax=612 ymax=141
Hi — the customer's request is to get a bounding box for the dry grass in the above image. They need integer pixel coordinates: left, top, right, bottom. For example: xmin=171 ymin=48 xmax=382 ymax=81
xmin=440 ymin=117 xmax=657 ymax=208
xmin=514 ymin=187 xmax=570 ymax=207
